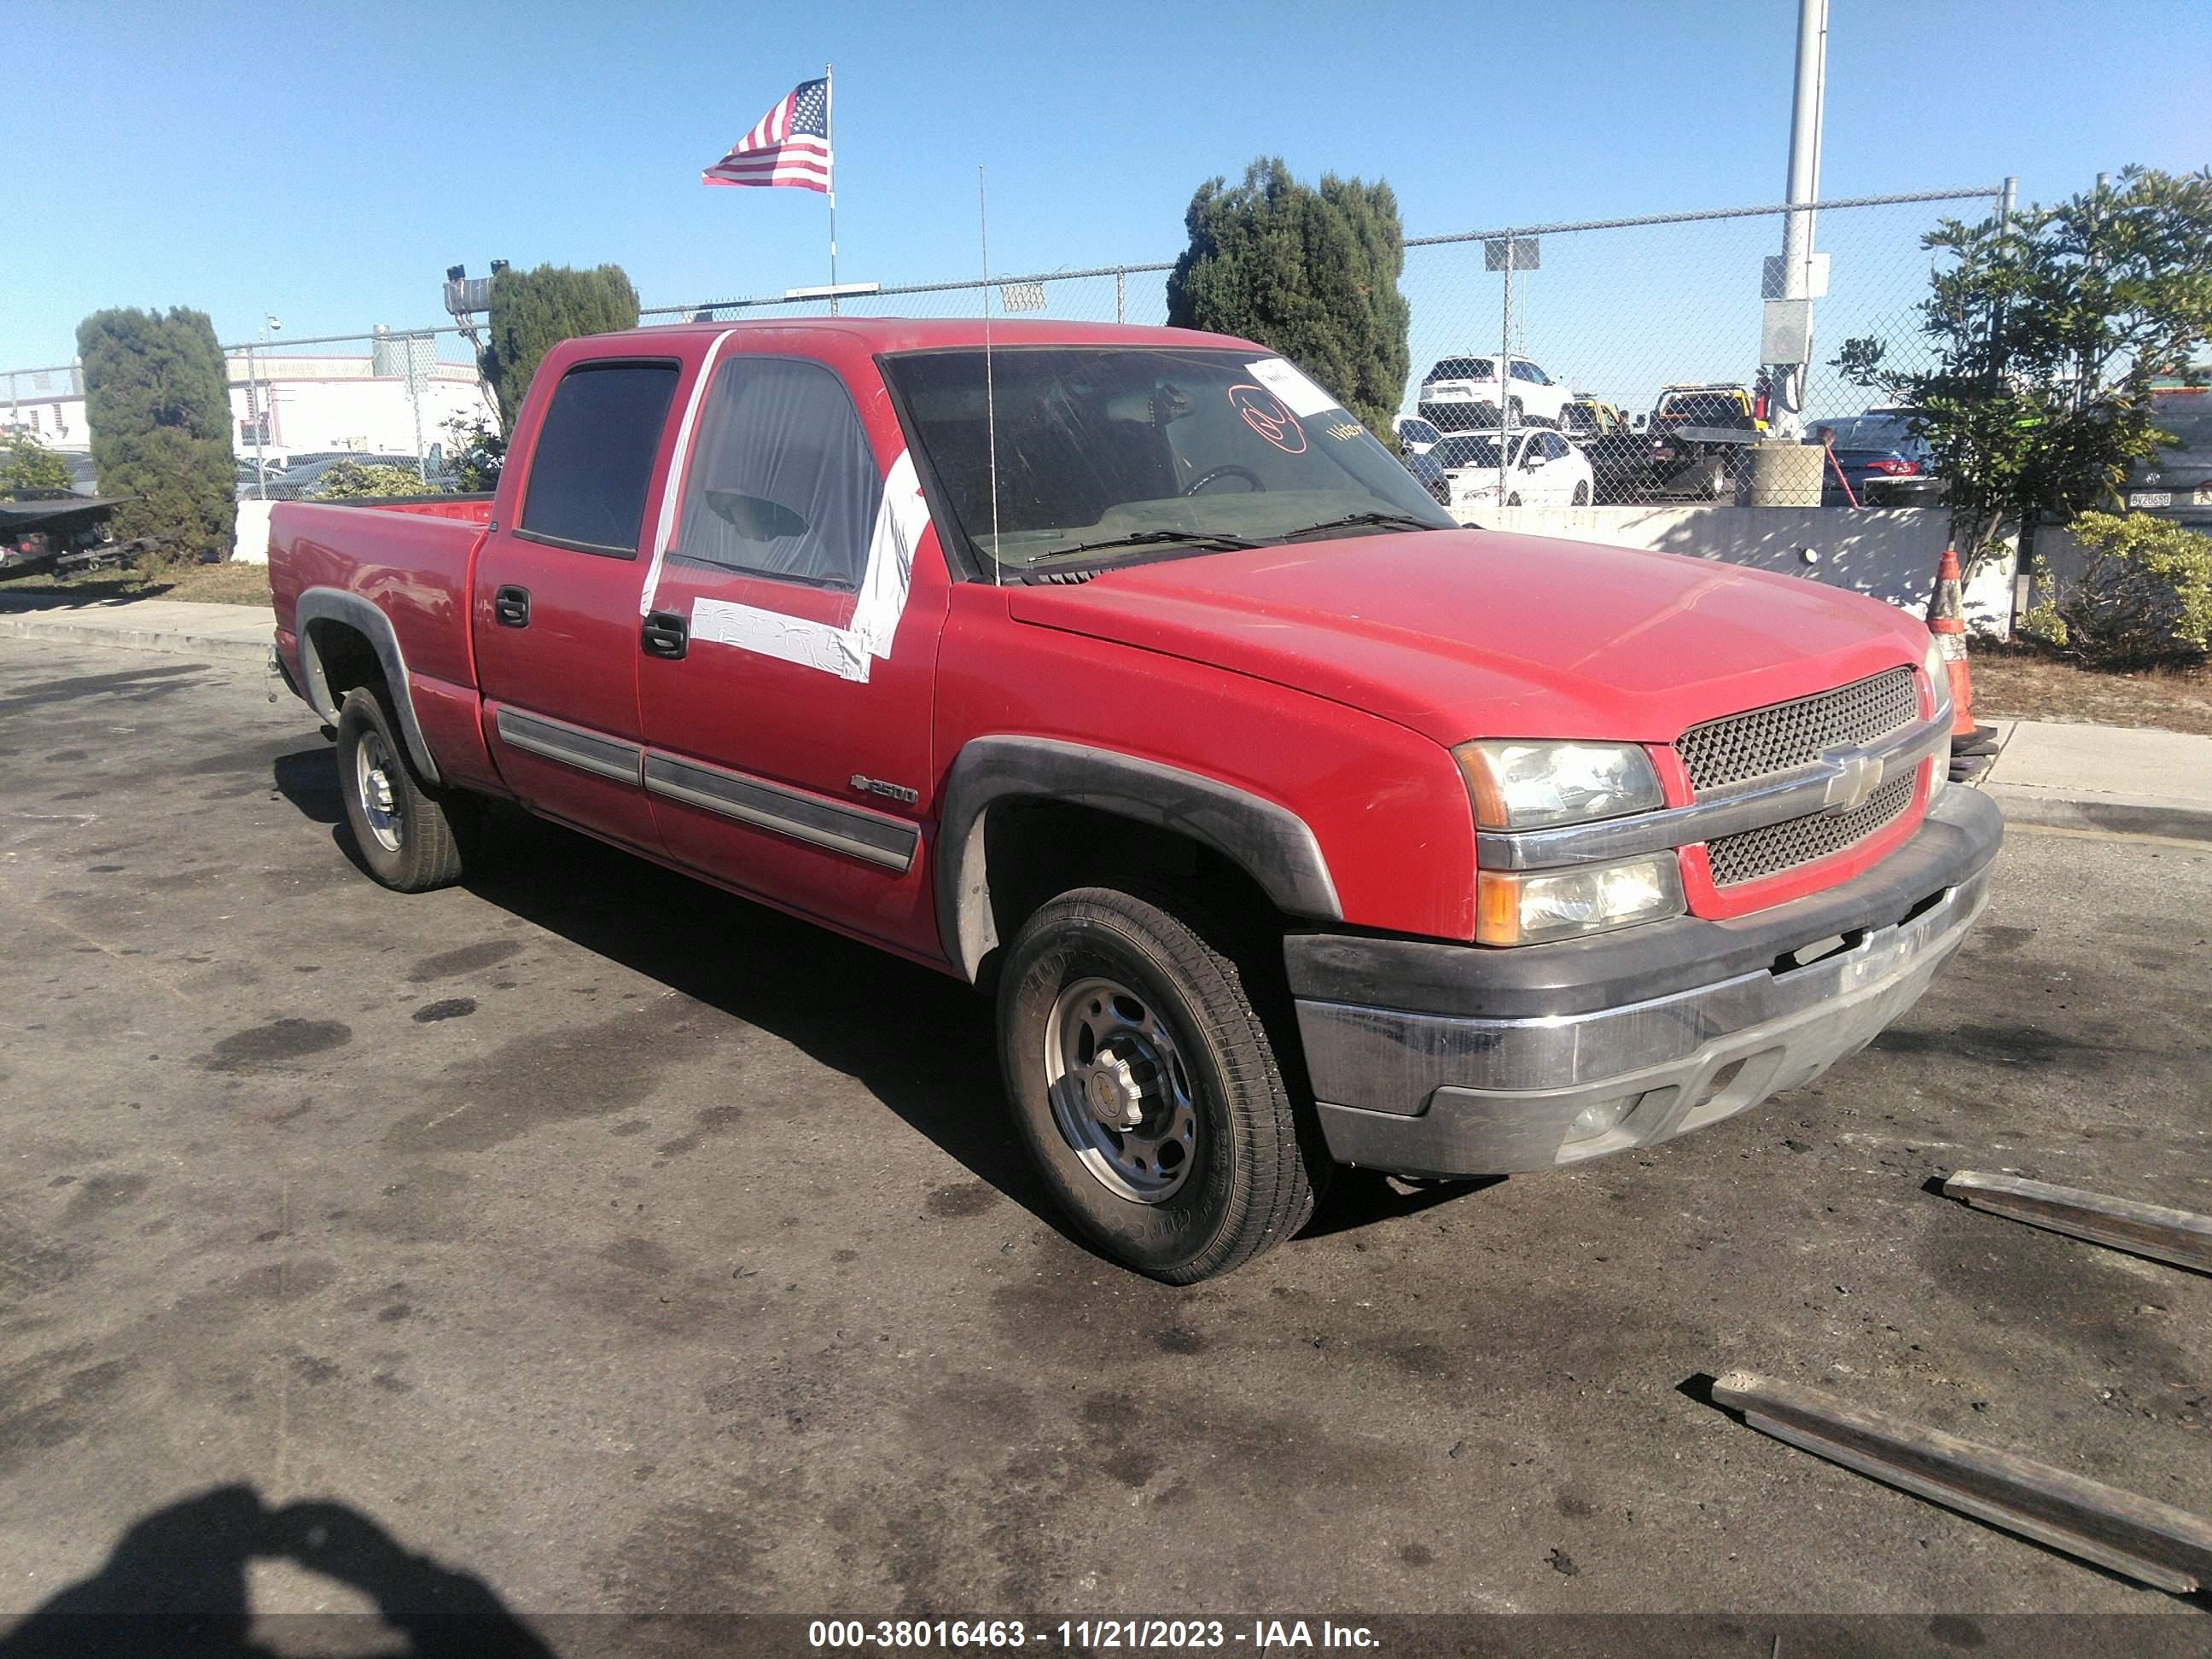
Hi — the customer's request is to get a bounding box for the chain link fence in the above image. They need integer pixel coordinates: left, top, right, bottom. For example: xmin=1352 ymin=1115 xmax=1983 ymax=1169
xmin=7 ymin=185 xmax=2002 ymax=507
xmin=643 ymin=185 xmax=2005 ymax=507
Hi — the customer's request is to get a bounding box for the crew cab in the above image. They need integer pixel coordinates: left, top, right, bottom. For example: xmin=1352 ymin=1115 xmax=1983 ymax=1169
xmin=269 ymin=317 xmax=2000 ymax=1283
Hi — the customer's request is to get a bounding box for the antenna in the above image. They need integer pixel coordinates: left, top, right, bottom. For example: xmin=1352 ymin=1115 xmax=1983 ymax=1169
xmin=980 ymin=166 xmax=1001 ymax=588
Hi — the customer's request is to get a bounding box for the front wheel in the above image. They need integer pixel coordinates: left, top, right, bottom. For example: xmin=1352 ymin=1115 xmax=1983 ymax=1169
xmin=1572 ymin=481 xmax=1591 ymax=506
xmin=997 ymin=888 xmax=1319 ymax=1283
xmin=335 ymin=686 xmax=466 ymax=892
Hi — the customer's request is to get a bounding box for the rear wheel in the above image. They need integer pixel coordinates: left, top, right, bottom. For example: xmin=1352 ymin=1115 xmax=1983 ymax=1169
xmin=998 ymin=887 xmax=1318 ymax=1283
xmin=335 ymin=686 xmax=466 ymax=892
xmin=1572 ymin=481 xmax=1591 ymax=506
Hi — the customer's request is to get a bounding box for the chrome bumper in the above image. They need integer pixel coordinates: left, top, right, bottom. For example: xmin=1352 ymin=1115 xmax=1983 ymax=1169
xmin=1298 ymin=795 xmax=2000 ymax=1177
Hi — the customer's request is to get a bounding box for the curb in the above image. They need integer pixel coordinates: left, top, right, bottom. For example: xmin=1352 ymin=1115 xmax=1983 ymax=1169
xmin=1986 ymin=784 xmax=2212 ymax=846
xmin=0 ymin=611 xmax=271 ymax=666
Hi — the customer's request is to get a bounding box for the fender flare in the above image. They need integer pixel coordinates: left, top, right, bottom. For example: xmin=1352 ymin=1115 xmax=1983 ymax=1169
xmin=934 ymin=736 xmax=1342 ymax=981
xmin=293 ymin=587 xmax=443 ymax=784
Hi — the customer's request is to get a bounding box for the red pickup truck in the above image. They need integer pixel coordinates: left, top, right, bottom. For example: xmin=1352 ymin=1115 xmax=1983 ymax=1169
xmin=269 ymin=317 xmax=2000 ymax=1282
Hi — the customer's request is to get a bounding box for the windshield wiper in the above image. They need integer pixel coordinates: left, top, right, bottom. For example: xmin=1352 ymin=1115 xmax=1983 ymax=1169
xmin=1272 ymin=511 xmax=1446 ymax=542
xmin=1025 ymin=528 xmax=1261 ymax=565
xmin=1017 ymin=533 xmax=1265 ymax=570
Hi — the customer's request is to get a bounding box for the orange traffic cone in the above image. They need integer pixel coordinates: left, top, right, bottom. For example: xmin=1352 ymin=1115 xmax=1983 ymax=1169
xmin=1926 ymin=546 xmax=1996 ymax=754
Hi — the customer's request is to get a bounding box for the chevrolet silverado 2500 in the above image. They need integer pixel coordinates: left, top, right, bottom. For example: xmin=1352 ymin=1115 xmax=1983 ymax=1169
xmin=268 ymin=318 xmax=2001 ymax=1282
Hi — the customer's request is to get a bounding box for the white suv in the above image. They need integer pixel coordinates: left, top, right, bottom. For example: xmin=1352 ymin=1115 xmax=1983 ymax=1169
xmin=1417 ymin=354 xmax=1572 ymax=432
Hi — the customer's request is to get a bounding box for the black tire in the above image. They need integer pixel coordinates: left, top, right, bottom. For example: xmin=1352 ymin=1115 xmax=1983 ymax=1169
xmin=1572 ymin=481 xmax=1591 ymax=506
xmin=335 ymin=686 xmax=466 ymax=892
xmin=1506 ymin=493 xmax=1522 ymax=508
xmin=998 ymin=887 xmax=1318 ymax=1283
xmin=1507 ymin=397 xmax=1525 ymax=427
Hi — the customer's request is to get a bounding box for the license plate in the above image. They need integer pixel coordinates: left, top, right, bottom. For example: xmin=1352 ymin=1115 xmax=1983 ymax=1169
xmin=2129 ymin=491 xmax=2173 ymax=508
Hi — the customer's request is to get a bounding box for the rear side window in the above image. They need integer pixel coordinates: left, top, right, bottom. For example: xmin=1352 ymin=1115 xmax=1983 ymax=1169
xmin=519 ymin=361 xmax=680 ymax=556
xmin=671 ymin=357 xmax=882 ymax=590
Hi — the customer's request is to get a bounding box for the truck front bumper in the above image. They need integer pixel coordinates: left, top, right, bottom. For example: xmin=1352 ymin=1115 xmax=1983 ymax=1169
xmin=1288 ymin=787 xmax=2002 ymax=1177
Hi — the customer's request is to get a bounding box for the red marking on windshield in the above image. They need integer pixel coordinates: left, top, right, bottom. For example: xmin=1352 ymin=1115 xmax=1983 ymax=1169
xmin=1228 ymin=385 xmax=1307 ymax=454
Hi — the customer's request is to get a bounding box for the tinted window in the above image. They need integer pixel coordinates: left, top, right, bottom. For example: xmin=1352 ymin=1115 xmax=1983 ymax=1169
xmin=671 ymin=358 xmax=882 ymax=589
xmin=1435 ymin=435 xmax=1505 ymax=470
xmin=1428 ymin=358 xmax=1494 ymax=382
xmin=2151 ymin=393 xmax=2212 ymax=451
xmin=1398 ymin=418 xmax=1442 ymax=445
xmin=1523 ymin=362 xmax=1552 ymax=386
xmin=519 ymin=361 xmax=679 ymax=555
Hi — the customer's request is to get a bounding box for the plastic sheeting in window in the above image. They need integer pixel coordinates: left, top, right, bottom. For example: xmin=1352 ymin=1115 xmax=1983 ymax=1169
xmin=671 ymin=357 xmax=882 ymax=590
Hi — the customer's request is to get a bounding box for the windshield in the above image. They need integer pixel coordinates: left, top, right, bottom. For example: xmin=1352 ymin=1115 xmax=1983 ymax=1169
xmin=1432 ymin=434 xmax=1508 ymax=470
xmin=1656 ymin=392 xmax=1749 ymax=425
xmin=882 ymin=346 xmax=1454 ymax=576
xmin=2151 ymin=393 xmax=2212 ymax=454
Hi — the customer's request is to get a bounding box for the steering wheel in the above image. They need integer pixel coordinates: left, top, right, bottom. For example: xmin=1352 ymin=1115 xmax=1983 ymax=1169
xmin=1183 ymin=464 xmax=1265 ymax=497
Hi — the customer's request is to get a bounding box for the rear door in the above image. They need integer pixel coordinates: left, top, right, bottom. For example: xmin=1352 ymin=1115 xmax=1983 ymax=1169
xmin=472 ymin=355 xmax=681 ymax=848
xmin=632 ymin=336 xmax=951 ymax=959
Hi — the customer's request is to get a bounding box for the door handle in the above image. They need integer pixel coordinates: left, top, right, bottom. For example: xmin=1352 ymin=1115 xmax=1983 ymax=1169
xmin=494 ymin=585 xmax=531 ymax=628
xmin=642 ymin=610 xmax=689 ymax=660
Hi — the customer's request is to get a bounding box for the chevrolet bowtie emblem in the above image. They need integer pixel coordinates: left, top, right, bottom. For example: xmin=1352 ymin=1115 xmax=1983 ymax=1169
xmin=1820 ymin=750 xmax=1883 ymax=816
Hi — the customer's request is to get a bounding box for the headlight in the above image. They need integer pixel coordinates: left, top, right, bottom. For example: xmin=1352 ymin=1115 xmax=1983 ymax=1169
xmin=1923 ymin=638 xmax=1948 ymax=713
xmin=1476 ymin=856 xmax=1685 ymax=946
xmin=1456 ymin=740 xmax=1665 ymax=830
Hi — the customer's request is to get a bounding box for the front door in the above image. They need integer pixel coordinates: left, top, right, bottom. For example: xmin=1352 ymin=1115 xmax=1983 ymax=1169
xmin=633 ymin=341 xmax=951 ymax=961
xmin=472 ymin=355 xmax=683 ymax=849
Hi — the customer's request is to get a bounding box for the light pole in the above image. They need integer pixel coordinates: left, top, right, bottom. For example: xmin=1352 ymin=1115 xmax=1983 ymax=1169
xmin=249 ymin=316 xmax=281 ymax=498
xmin=1767 ymin=0 xmax=1829 ymax=440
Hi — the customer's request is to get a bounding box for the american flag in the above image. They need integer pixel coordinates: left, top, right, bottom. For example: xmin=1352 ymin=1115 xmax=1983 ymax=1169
xmin=702 ymin=77 xmax=832 ymax=194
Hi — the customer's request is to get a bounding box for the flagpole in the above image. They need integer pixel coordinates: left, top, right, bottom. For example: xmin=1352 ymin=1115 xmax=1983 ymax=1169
xmin=824 ymin=62 xmax=837 ymax=317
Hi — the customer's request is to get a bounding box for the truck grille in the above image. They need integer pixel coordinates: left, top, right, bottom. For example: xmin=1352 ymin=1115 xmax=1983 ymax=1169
xmin=1705 ymin=773 xmax=1916 ymax=887
xmin=1675 ymin=667 xmax=1917 ymax=794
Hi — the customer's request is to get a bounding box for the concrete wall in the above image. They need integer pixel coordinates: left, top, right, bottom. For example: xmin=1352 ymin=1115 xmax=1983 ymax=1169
xmin=233 ymin=499 xmax=274 ymax=564
xmin=1451 ymin=503 xmax=2015 ymax=635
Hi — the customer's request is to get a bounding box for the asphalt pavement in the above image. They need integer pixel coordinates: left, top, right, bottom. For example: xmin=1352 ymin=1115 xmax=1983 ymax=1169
xmin=0 ymin=638 xmax=2207 ymax=1638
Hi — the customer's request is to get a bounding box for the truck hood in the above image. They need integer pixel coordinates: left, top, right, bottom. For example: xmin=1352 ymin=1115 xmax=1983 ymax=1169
xmin=1004 ymin=527 xmax=1930 ymax=746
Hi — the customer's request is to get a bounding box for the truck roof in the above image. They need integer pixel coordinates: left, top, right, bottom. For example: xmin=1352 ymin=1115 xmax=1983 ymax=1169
xmin=616 ymin=316 xmax=1264 ymax=354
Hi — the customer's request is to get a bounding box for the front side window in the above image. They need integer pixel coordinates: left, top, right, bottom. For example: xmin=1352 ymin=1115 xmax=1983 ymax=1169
xmin=671 ymin=358 xmax=882 ymax=589
xmin=519 ymin=361 xmax=679 ymax=556
xmin=884 ymin=347 xmax=1452 ymax=579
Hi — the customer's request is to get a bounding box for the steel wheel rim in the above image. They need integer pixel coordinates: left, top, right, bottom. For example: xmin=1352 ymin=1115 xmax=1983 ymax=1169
xmin=1044 ymin=975 xmax=1198 ymax=1203
xmin=354 ymin=730 xmax=404 ymax=853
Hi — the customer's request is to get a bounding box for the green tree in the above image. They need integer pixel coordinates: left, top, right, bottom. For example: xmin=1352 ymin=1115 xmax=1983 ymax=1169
xmin=1835 ymin=166 xmax=2212 ymax=573
xmin=76 ymin=306 xmax=237 ymax=561
xmin=479 ymin=263 xmax=640 ymax=430
xmin=0 ymin=430 xmax=74 ymax=498
xmin=439 ymin=411 xmax=506 ymax=492
xmin=1167 ymin=157 xmax=1411 ymax=439
xmin=315 ymin=460 xmax=438 ymax=499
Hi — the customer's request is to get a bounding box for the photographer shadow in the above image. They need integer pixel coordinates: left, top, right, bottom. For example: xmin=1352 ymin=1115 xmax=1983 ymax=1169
xmin=0 ymin=1484 xmax=552 ymax=1658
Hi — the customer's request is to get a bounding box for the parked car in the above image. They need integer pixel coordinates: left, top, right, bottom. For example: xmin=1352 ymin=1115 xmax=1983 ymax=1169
xmin=1417 ymin=354 xmax=1572 ymax=432
xmin=1434 ymin=428 xmax=1596 ymax=508
xmin=1811 ymin=412 xmax=1945 ymax=507
xmin=2124 ymin=386 xmax=2212 ymax=526
xmin=1394 ymin=416 xmax=1444 ymax=456
xmin=270 ymin=316 xmax=1995 ymax=1283
xmin=1401 ymin=446 xmax=1452 ymax=505
xmin=1561 ymin=399 xmax=1652 ymax=503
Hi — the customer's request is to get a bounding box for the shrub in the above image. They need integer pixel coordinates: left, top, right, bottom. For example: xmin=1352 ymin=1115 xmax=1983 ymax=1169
xmin=0 ymin=430 xmax=74 ymax=498
xmin=439 ymin=412 xmax=505 ymax=492
xmin=315 ymin=460 xmax=435 ymax=499
xmin=76 ymin=306 xmax=237 ymax=560
xmin=2018 ymin=509 xmax=2212 ymax=666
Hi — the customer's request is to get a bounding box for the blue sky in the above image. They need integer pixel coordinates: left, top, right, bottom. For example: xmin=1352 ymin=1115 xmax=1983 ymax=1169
xmin=8 ymin=0 xmax=2207 ymax=369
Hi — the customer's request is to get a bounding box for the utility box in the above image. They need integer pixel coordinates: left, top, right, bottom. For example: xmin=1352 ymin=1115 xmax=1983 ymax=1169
xmin=1747 ymin=439 xmax=1825 ymax=506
